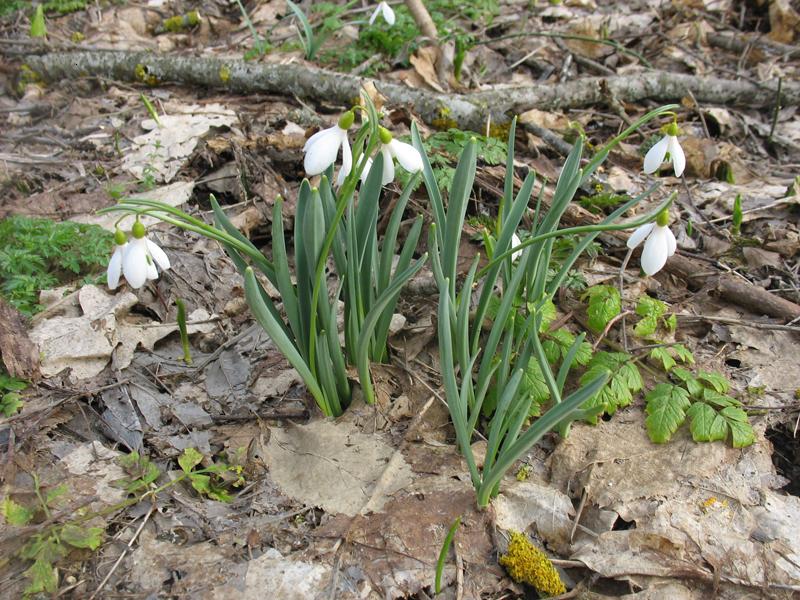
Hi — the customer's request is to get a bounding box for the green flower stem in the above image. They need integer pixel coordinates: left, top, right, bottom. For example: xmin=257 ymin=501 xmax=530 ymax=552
xmin=477 ymin=192 xmax=675 ymax=278
xmin=307 ymin=133 xmax=379 ymax=377
xmin=102 ymin=206 xmax=274 ymax=273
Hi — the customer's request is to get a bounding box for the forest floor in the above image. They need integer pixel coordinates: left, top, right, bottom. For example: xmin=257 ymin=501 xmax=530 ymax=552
xmin=1 ymin=0 xmax=800 ymax=598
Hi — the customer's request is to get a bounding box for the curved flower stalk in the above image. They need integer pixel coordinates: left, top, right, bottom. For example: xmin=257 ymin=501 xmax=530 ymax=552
xmin=361 ymin=127 xmax=423 ymax=185
xmin=303 ymin=110 xmax=355 ymax=185
xmin=626 ymin=209 xmax=676 ymax=276
xmin=643 ymin=121 xmax=685 ymax=177
xmin=369 ymin=1 xmax=395 ymax=26
xmin=107 ymin=222 xmax=170 ymax=289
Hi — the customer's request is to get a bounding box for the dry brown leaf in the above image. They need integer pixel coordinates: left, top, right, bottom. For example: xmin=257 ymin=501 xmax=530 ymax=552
xmin=0 ymin=297 xmax=39 ymax=380
xmin=264 ymin=417 xmax=414 ymax=515
xmin=769 ymin=0 xmax=800 ymax=43
xmin=565 ymin=20 xmax=614 ymax=60
xmin=409 ymin=46 xmax=445 ymax=93
xmin=519 ymin=108 xmax=570 ymax=131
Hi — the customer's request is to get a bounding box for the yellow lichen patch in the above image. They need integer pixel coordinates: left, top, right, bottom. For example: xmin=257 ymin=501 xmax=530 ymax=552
xmin=488 ymin=121 xmax=511 ymax=141
xmin=701 ymin=496 xmax=728 ymax=513
xmin=134 ymin=64 xmax=159 ymax=86
xmin=162 ymin=10 xmax=202 ymax=33
xmin=219 ymin=65 xmax=231 ymax=84
xmin=499 ymin=531 xmax=566 ymax=597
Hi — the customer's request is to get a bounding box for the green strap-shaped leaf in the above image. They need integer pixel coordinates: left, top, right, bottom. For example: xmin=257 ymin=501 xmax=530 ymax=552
xmin=412 ymin=122 xmax=445 ymax=248
xmin=477 ymin=371 xmax=608 ymax=507
xmin=244 ymin=267 xmax=329 ymax=415
xmin=356 ymin=255 xmax=427 ymax=405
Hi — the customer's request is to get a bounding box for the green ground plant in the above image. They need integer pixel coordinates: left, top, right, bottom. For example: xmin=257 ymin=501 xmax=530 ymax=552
xmin=571 ymin=284 xmax=754 ymax=447
xmin=1 ymin=448 xmax=240 ymax=596
xmin=0 ymin=216 xmax=112 ymax=315
xmin=0 ymin=369 xmax=27 ymax=416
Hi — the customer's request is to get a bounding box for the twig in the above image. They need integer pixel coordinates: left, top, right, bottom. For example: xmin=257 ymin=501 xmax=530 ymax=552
xmin=404 ymin=0 xmax=438 ymax=41
xmin=88 ymin=505 xmax=154 ymax=600
xmin=23 ymin=52 xmax=800 ymax=134
xmin=768 ymin=76 xmax=783 ymax=145
xmin=592 ymin=310 xmax=633 ymax=351
xmin=676 ymin=314 xmax=800 ymax=333
xmin=619 ymin=248 xmax=633 ymax=352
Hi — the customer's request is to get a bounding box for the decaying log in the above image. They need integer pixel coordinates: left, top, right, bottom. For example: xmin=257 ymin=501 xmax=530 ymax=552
xmin=23 ymin=51 xmax=799 ymax=132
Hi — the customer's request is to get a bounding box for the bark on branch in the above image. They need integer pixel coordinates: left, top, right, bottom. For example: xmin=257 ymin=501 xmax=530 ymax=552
xmin=24 ymin=51 xmax=799 ymax=132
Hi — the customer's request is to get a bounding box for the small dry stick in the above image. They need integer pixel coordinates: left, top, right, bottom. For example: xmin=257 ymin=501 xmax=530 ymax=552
xmin=618 ymin=247 xmax=634 ymax=352
xmin=88 ymin=505 xmax=154 ymax=600
xmin=404 ymin=0 xmax=438 ymax=41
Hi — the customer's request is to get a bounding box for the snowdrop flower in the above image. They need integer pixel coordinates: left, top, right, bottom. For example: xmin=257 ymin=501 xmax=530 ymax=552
xmin=118 ymin=221 xmax=171 ymax=289
xmin=303 ymin=111 xmax=354 ymax=186
xmin=369 ymin=2 xmax=395 ymax=26
xmin=626 ymin=209 xmax=676 ymax=276
xmin=510 ymin=233 xmax=523 ymax=262
xmin=643 ymin=121 xmax=685 ymax=177
xmin=107 ymin=229 xmax=129 ymax=290
xmin=361 ymin=126 xmax=423 ymax=186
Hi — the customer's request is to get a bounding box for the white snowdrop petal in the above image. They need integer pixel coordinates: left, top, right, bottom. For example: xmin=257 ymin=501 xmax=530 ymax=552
xmin=123 ymin=239 xmax=149 ymax=289
xmin=145 ymin=238 xmax=170 ymax=271
xmin=668 ymin=136 xmax=686 ymax=177
xmin=664 ymin=225 xmax=677 ymax=256
xmin=381 ymin=147 xmax=395 ymax=185
xmin=304 ymin=127 xmax=342 ymax=175
xmin=640 ymin=226 xmax=669 ymax=276
xmin=626 ymin=223 xmax=655 ymax=249
xmin=382 ymin=2 xmax=395 ymax=25
xmin=511 ymin=233 xmax=522 ymax=262
xmin=146 ymin=257 xmax=159 ymax=280
xmin=107 ymin=245 xmax=125 ymax=290
xmin=369 ymin=4 xmax=381 ymax=24
xmin=360 ymin=156 xmax=374 ymax=183
xmin=336 ymin=136 xmax=352 ymax=186
xmin=303 ymin=127 xmax=330 ymax=152
xmin=643 ymin=135 xmax=669 ymax=175
xmin=389 ymin=140 xmax=423 ymax=173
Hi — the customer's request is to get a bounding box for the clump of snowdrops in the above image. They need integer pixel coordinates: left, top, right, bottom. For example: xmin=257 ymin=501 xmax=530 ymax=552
xmin=103 ymin=95 xmax=683 ymax=508
xmin=102 ymin=96 xmax=425 ymax=418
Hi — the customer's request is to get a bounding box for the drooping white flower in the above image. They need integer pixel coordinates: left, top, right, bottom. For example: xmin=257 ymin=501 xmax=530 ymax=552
xmin=303 ymin=111 xmax=354 ymax=185
xmin=626 ymin=211 xmax=676 ymax=276
xmin=107 ymin=229 xmax=128 ymax=290
xmin=510 ymin=233 xmax=523 ymax=262
xmin=119 ymin=221 xmax=171 ymax=289
xmin=369 ymin=2 xmax=395 ymax=26
xmin=361 ymin=127 xmax=423 ymax=185
xmin=643 ymin=121 xmax=685 ymax=177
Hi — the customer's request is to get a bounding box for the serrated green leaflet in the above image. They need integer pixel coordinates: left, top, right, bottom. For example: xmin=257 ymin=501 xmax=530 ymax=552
xmin=645 ymin=384 xmax=691 ymax=443
xmin=686 ymin=403 xmax=727 ymax=442
xmin=582 ymin=285 xmax=621 ymax=332
xmin=1 ymin=497 xmax=33 ymax=526
xmin=580 ymin=352 xmax=643 ymax=422
xmin=650 ymin=347 xmax=676 ymax=371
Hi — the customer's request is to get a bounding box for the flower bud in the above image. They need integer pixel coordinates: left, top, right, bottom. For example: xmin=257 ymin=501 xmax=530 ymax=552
xmin=665 ymin=121 xmax=680 ymax=137
xmin=338 ymin=110 xmax=355 ymax=130
xmin=132 ymin=220 xmax=146 ymax=239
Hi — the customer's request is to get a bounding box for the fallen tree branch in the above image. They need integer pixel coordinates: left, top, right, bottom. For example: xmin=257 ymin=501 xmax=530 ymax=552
xmin=23 ymin=51 xmax=800 ymax=132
